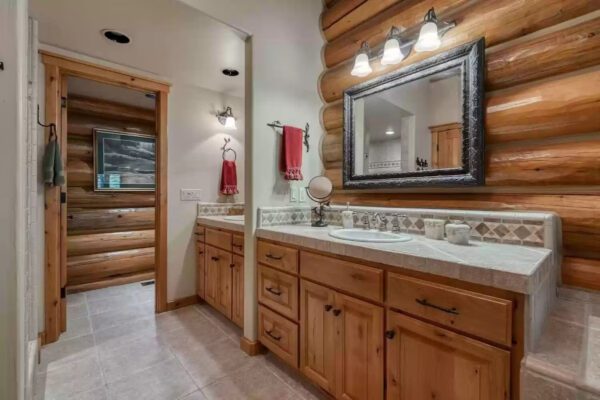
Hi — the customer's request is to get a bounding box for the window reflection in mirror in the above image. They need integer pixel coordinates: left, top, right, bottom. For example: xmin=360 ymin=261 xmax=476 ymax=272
xmin=353 ymin=66 xmax=463 ymax=176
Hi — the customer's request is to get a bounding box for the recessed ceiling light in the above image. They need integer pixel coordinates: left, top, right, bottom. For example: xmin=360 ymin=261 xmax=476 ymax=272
xmin=222 ymin=69 xmax=240 ymax=77
xmin=385 ymin=129 xmax=395 ymax=135
xmin=101 ymin=29 xmax=131 ymax=44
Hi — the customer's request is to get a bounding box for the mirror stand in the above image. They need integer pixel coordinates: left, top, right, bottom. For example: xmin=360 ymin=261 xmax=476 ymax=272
xmin=312 ymin=202 xmax=330 ymax=227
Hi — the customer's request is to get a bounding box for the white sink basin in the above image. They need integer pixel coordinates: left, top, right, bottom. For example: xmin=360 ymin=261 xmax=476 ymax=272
xmin=223 ymin=215 xmax=244 ymax=221
xmin=329 ymin=229 xmax=411 ymax=243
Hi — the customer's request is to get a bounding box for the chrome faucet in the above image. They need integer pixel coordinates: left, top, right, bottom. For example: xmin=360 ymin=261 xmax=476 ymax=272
xmin=391 ymin=214 xmax=408 ymax=233
xmin=360 ymin=214 xmax=371 ymax=230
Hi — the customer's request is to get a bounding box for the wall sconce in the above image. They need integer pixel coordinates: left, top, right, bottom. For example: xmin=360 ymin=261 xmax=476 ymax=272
xmin=351 ymin=42 xmax=373 ymax=77
xmin=415 ymin=8 xmax=443 ymax=52
xmin=217 ymin=106 xmax=237 ymax=130
xmin=381 ymin=27 xmax=406 ymax=66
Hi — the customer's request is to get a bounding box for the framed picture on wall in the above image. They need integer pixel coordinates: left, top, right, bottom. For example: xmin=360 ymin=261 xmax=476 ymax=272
xmin=93 ymin=129 xmax=156 ymax=191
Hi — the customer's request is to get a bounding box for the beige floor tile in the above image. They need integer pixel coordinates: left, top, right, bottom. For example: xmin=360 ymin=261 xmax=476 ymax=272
xmin=35 ymin=352 xmax=104 ymax=400
xmin=66 ymin=292 xmax=86 ymax=306
xmin=39 ymin=334 xmax=96 ymax=371
xmin=176 ymin=336 xmax=263 ymax=388
xmin=85 ymin=284 xmax=137 ymax=302
xmin=93 ymin=316 xmax=158 ymax=351
xmin=263 ymin=353 xmax=330 ymax=400
xmin=106 ymin=357 xmax=197 ymax=400
xmin=160 ymin=314 xmax=224 ymax=354
xmin=98 ymin=335 xmax=174 ymax=383
xmin=87 ymin=293 xmax=138 ymax=316
xmin=180 ymin=390 xmax=208 ymax=400
xmin=155 ymin=306 xmax=207 ymax=333
xmin=60 ymin=316 xmax=92 ymax=341
xmin=194 ymin=303 xmax=242 ymax=339
xmin=90 ymin=304 xmax=146 ymax=331
xmin=201 ymin=363 xmax=300 ymax=400
xmin=67 ymin=301 xmax=89 ymax=319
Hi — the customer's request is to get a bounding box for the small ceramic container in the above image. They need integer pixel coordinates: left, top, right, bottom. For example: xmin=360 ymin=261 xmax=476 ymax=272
xmin=424 ymin=219 xmax=445 ymax=240
xmin=341 ymin=210 xmax=354 ymax=229
xmin=445 ymin=222 xmax=471 ymax=245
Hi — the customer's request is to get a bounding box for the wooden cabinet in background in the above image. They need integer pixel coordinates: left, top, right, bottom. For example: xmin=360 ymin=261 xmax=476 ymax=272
xmin=205 ymin=245 xmax=232 ymax=318
xmin=196 ymin=243 xmax=205 ymax=299
xmin=386 ymin=311 xmax=510 ymax=400
xmin=430 ymin=123 xmax=462 ymax=169
xmin=231 ymin=255 xmax=244 ymax=328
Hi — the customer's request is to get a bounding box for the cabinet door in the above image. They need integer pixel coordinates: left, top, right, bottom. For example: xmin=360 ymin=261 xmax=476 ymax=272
xmin=300 ymin=280 xmax=336 ymax=394
xmin=205 ymin=245 xmax=219 ymax=307
xmin=334 ymin=292 xmax=384 ymax=400
xmin=196 ymin=243 xmax=206 ymax=299
xmin=386 ymin=311 xmax=510 ymax=400
xmin=205 ymin=245 xmax=232 ymax=318
xmin=231 ymin=255 xmax=244 ymax=328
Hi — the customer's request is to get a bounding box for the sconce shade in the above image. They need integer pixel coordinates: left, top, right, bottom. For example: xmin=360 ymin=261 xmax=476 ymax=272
xmin=218 ymin=106 xmax=237 ymax=130
xmin=351 ymin=42 xmax=372 ymax=77
xmin=224 ymin=116 xmax=237 ymax=130
xmin=381 ymin=37 xmax=405 ymax=65
xmin=415 ymin=19 xmax=441 ymax=52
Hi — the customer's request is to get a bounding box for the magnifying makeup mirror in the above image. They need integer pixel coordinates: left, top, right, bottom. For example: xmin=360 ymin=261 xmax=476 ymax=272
xmin=306 ymin=175 xmax=333 ymax=227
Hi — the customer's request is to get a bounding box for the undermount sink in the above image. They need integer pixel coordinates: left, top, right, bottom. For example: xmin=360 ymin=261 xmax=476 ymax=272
xmin=329 ymin=229 xmax=411 ymax=243
xmin=223 ymin=215 xmax=244 ymax=221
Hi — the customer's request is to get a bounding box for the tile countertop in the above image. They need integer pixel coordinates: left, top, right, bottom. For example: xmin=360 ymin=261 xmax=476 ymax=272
xmin=197 ymin=216 xmax=245 ymax=233
xmin=256 ymin=224 xmax=553 ymax=294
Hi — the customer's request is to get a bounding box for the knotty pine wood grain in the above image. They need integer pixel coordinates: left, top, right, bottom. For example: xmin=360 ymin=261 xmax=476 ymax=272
xmin=321 ymin=0 xmax=366 ymax=30
xmin=67 ymin=207 xmax=155 ymax=234
xmin=68 ymin=113 xmax=155 ymax=137
xmin=66 ymin=159 xmax=93 ymax=187
xmin=563 ymin=257 xmax=600 ymax=291
xmin=67 ymin=186 xmax=155 ymax=209
xmin=67 ymin=137 xmax=92 ymax=161
xmin=320 ymin=0 xmax=599 ymax=101
xmin=67 ymin=230 xmax=155 ymax=257
xmin=68 ymin=95 xmax=155 ymax=123
xmin=67 ymin=270 xmax=154 ymax=293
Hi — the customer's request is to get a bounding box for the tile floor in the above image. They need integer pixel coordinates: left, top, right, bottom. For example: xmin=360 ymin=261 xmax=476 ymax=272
xmin=35 ymin=282 xmax=328 ymax=400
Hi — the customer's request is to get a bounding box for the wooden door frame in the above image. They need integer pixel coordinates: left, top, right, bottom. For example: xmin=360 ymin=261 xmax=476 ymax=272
xmin=41 ymin=51 xmax=170 ymax=343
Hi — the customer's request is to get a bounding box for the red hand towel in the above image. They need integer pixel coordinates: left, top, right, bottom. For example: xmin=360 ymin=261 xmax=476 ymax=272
xmin=279 ymin=125 xmax=304 ymax=181
xmin=220 ymin=160 xmax=239 ymax=195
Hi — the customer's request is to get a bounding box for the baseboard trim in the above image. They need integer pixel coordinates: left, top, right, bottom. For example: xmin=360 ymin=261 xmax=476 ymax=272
xmin=166 ymin=295 xmax=199 ymax=311
xmin=240 ymin=336 xmax=265 ymax=356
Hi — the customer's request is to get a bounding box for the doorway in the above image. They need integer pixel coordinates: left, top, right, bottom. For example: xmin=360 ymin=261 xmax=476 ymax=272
xmin=41 ymin=52 xmax=170 ymax=344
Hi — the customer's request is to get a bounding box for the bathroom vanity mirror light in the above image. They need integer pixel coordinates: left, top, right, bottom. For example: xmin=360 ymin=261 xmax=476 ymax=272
xmin=217 ymin=106 xmax=237 ymax=130
xmin=306 ymin=175 xmax=333 ymax=227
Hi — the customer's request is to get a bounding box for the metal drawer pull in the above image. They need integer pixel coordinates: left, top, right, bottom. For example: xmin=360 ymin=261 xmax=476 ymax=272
xmin=230 ymin=263 xmax=236 ymax=269
xmin=211 ymin=256 xmax=220 ymax=261
xmin=198 ymin=251 xmax=204 ymax=255
xmin=385 ymin=330 xmax=396 ymax=340
xmin=266 ymin=253 xmax=283 ymax=260
xmin=332 ymin=309 xmax=342 ymax=316
xmin=265 ymin=330 xmax=281 ymax=341
xmin=266 ymin=287 xmax=282 ymax=296
xmin=416 ymin=298 xmax=459 ymax=315
xmin=324 ymin=304 xmax=333 ymax=312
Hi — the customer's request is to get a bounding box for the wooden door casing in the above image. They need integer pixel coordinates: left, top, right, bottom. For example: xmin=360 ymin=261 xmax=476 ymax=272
xmin=300 ymin=280 xmax=337 ymax=394
xmin=386 ymin=311 xmax=510 ymax=400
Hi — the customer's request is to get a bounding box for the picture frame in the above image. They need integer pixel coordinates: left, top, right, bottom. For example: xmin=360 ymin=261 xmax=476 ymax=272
xmin=93 ymin=129 xmax=156 ymax=191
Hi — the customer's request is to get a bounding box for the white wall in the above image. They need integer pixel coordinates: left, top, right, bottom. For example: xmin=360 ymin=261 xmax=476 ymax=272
xmin=167 ymin=86 xmax=244 ymax=300
xmin=0 ymin=0 xmax=28 ymax=398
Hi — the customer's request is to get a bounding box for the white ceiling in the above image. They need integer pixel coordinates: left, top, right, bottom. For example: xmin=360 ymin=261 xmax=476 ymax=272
xmin=30 ymin=0 xmax=245 ymax=97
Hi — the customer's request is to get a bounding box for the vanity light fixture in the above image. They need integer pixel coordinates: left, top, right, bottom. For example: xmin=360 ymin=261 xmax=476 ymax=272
xmin=351 ymin=42 xmax=373 ymax=77
xmin=415 ymin=8 xmax=443 ymax=52
xmin=217 ymin=107 xmax=237 ymax=130
xmin=381 ymin=27 xmax=406 ymax=65
xmin=385 ymin=129 xmax=395 ymax=135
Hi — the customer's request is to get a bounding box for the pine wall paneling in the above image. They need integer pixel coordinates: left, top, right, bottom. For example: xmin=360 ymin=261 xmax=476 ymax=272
xmin=66 ymin=95 xmax=156 ymax=292
xmin=318 ymin=0 xmax=600 ymax=290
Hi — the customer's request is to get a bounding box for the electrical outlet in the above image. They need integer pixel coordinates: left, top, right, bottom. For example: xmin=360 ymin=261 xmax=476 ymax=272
xmin=180 ymin=189 xmax=202 ymax=201
xmin=290 ymin=186 xmax=299 ymax=203
xmin=299 ymin=186 xmax=307 ymax=202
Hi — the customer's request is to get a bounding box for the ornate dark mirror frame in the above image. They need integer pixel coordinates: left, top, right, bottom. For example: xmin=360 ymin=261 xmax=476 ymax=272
xmin=343 ymin=38 xmax=485 ymax=189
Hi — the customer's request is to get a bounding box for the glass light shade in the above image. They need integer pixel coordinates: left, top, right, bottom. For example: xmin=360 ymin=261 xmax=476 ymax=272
xmin=385 ymin=129 xmax=395 ymax=135
xmin=381 ymin=38 xmax=405 ymax=65
xmin=224 ymin=116 xmax=237 ymax=130
xmin=414 ymin=21 xmax=441 ymax=52
xmin=351 ymin=52 xmax=372 ymax=77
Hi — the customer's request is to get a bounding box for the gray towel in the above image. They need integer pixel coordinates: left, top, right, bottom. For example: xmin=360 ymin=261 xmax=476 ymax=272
xmin=43 ymin=137 xmax=65 ymax=186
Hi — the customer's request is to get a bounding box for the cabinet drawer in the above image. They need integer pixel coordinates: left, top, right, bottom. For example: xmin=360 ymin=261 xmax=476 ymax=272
xmin=300 ymin=252 xmax=383 ymax=303
xmin=195 ymin=223 xmax=205 ymax=242
xmin=257 ymin=241 xmax=298 ymax=274
xmin=258 ymin=305 xmax=298 ymax=368
xmin=206 ymin=228 xmax=232 ymax=252
xmin=258 ymin=264 xmax=299 ymax=321
xmin=387 ymin=273 xmax=513 ymax=346
xmin=232 ymin=234 xmax=244 ymax=256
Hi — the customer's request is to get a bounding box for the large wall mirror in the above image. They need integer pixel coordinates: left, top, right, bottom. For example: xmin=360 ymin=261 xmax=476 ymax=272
xmin=343 ymin=39 xmax=485 ymax=189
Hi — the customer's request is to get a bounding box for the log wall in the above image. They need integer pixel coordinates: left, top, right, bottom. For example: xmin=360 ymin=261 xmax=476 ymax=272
xmin=318 ymin=1 xmax=600 ymax=290
xmin=66 ymin=94 xmax=156 ymax=291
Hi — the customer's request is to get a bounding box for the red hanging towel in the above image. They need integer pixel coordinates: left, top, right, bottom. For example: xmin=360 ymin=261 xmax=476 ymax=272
xmin=279 ymin=125 xmax=304 ymax=181
xmin=220 ymin=160 xmax=239 ymax=195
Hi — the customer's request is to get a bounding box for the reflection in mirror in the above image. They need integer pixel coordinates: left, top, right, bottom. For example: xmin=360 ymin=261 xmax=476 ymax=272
xmin=353 ymin=66 xmax=463 ymax=176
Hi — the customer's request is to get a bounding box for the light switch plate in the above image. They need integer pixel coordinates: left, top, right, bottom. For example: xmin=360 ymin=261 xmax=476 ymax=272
xmin=299 ymin=187 xmax=307 ymax=202
xmin=180 ymin=189 xmax=202 ymax=201
xmin=290 ymin=186 xmax=299 ymax=203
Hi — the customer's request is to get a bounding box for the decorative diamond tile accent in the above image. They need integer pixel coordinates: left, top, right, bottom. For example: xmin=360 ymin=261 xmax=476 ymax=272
xmin=493 ymin=224 xmax=510 ymax=238
xmin=514 ymin=225 xmax=532 ymax=240
xmin=475 ymin=223 xmax=490 ymax=236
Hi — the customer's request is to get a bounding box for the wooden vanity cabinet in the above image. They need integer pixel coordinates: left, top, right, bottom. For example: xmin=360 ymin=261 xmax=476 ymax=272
xmin=196 ymin=223 xmax=244 ymax=328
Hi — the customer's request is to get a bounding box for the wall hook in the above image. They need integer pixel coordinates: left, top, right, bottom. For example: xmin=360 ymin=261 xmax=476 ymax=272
xmin=37 ymin=105 xmax=58 ymax=139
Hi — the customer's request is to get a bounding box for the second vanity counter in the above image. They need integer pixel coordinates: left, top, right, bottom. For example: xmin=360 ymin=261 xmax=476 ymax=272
xmin=197 ymin=215 xmax=245 ymax=233
xmin=256 ymin=224 xmax=552 ymax=295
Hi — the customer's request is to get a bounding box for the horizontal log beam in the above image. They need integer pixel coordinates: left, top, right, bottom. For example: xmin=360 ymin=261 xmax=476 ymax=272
xmin=67 ymin=207 xmax=155 ymax=234
xmin=67 ymin=247 xmax=155 ymax=285
xmin=67 ymin=230 xmax=155 ymax=257
xmin=562 ymin=257 xmax=600 ymax=291
xmin=322 ymin=101 xmax=344 ymax=131
xmin=67 ymin=137 xmax=92 ymax=161
xmin=67 ymin=159 xmax=93 ymax=187
xmin=67 ymin=270 xmax=154 ymax=293
xmin=322 ymin=0 xmax=367 ymax=30
xmin=320 ymin=0 xmax=598 ymax=101
xmin=67 ymin=187 xmax=155 ymax=209
xmin=68 ymin=95 xmax=155 ymax=123
xmin=68 ymin=113 xmax=156 ymax=137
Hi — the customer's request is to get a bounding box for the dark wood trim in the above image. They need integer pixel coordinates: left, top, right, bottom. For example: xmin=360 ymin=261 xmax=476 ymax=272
xmin=240 ymin=336 xmax=265 ymax=356
xmin=155 ymin=90 xmax=168 ymax=313
xmin=166 ymin=295 xmax=199 ymax=311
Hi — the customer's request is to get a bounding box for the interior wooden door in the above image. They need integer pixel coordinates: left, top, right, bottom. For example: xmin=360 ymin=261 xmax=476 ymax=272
xmin=300 ymin=280 xmax=337 ymax=394
xmin=334 ymin=292 xmax=384 ymax=400
xmin=196 ymin=243 xmax=206 ymax=299
xmin=204 ymin=245 xmax=220 ymax=308
xmin=430 ymin=123 xmax=463 ymax=169
xmin=386 ymin=311 xmax=510 ymax=400
xmin=231 ymin=254 xmax=244 ymax=327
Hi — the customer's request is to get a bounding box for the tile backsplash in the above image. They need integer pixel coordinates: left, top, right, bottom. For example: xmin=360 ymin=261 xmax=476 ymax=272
xmin=197 ymin=202 xmax=244 ymax=216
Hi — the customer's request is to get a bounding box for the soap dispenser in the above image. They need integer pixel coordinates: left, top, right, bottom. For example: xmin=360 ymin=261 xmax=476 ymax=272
xmin=341 ymin=203 xmax=354 ymax=229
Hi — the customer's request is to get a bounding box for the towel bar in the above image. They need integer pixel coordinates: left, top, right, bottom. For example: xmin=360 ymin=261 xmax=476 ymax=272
xmin=268 ymin=120 xmax=310 ymax=153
